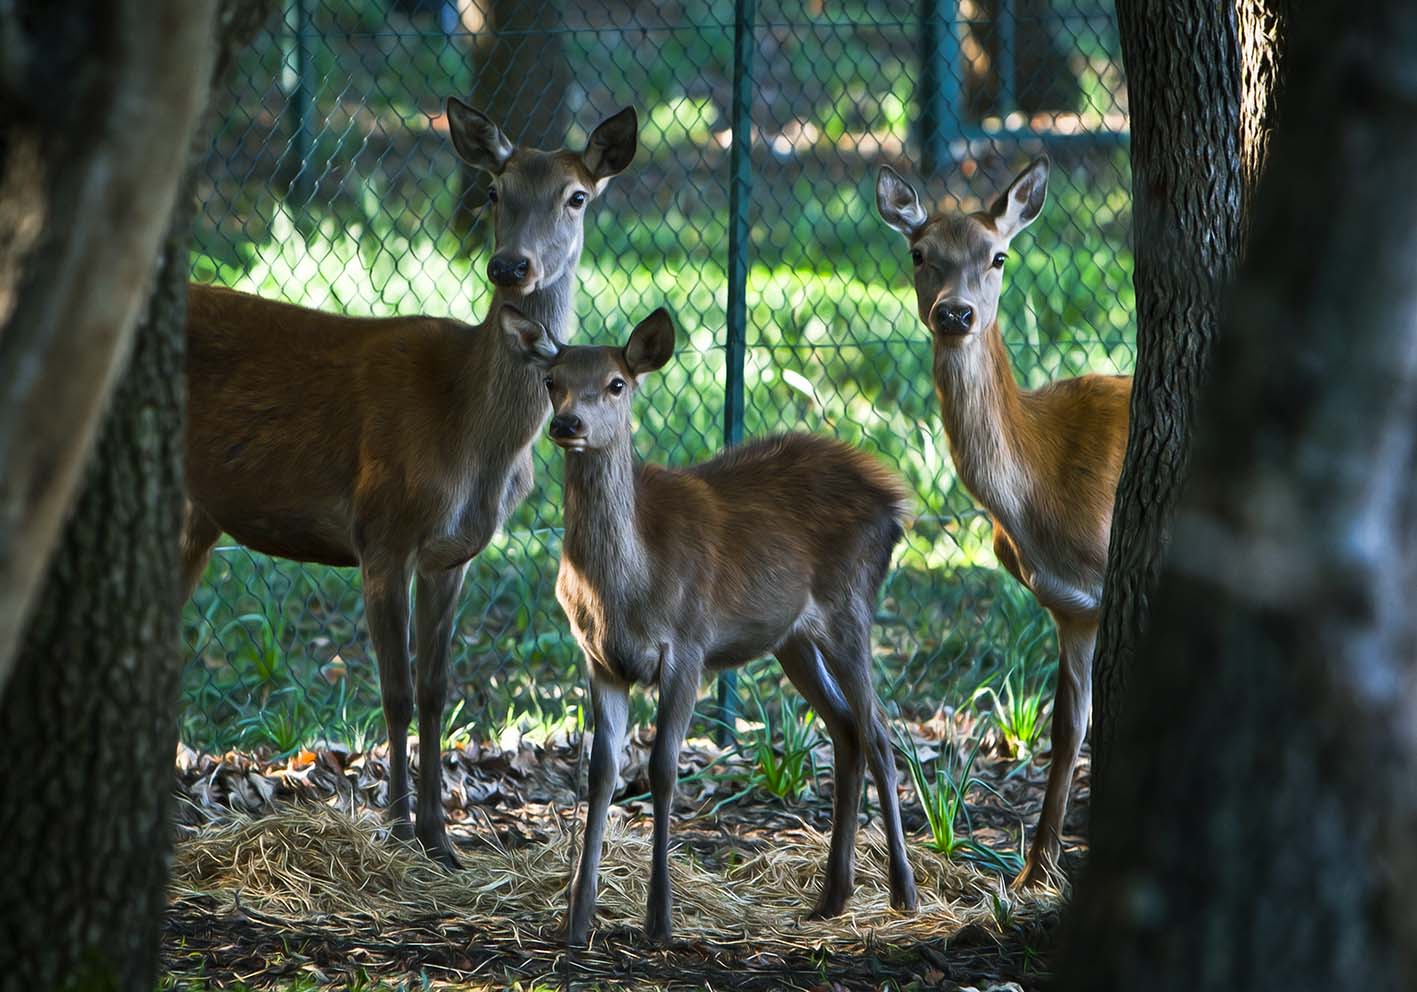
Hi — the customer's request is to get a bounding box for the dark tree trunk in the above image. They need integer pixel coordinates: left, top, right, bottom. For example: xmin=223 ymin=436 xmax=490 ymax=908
xmin=0 ymin=3 xmax=273 ymax=989
xmin=1055 ymin=1 xmax=1417 ymax=987
xmin=454 ymin=0 xmax=568 ymax=236
xmin=0 ymin=210 xmax=191 ymax=992
xmin=0 ymin=1 xmax=215 ymax=684
xmin=1090 ymin=0 xmax=1288 ymax=791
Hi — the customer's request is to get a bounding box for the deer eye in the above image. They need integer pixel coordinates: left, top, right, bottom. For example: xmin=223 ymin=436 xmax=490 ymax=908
xmin=607 ymin=377 xmax=626 ymax=395
xmin=542 ymin=375 xmax=554 ymax=389
xmin=910 ymin=248 xmax=923 ymax=266
xmin=992 ymin=251 xmax=1008 ymax=269
xmin=486 ymin=186 xmax=498 ymax=203
xmin=568 ymin=190 xmax=588 ymax=208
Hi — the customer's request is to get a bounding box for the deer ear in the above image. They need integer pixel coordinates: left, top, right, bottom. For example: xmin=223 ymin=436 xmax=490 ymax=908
xmin=876 ymin=166 xmax=928 ymax=237
xmin=582 ymin=106 xmax=638 ymax=182
xmin=446 ymin=97 xmax=514 ymax=175
xmin=497 ymin=305 xmax=559 ymax=367
xmin=623 ymin=307 xmax=675 ymax=376
xmin=990 ymin=156 xmax=1049 ymax=238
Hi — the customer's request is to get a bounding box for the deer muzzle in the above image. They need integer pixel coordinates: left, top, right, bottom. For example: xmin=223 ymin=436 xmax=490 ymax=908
xmin=931 ymin=298 xmax=975 ymax=337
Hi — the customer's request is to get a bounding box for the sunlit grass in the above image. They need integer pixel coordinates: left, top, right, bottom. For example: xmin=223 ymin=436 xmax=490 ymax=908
xmin=182 ymin=167 xmax=1131 ymax=753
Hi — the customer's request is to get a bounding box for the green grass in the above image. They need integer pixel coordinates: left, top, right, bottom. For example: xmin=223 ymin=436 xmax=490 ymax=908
xmin=970 ymin=581 xmax=1057 ymax=760
xmin=897 ymin=731 xmax=1021 ymax=876
xmin=742 ymin=682 xmax=821 ymax=802
xmin=184 ymin=71 xmax=1133 ymax=753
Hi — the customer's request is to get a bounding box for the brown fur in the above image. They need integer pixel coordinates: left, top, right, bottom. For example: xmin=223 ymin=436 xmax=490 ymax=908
xmin=549 ymin=312 xmax=918 ymax=945
xmin=180 ymin=102 xmax=639 ymax=868
xmin=878 ymin=158 xmax=1131 ymax=886
xmin=185 ymin=285 xmax=550 ymax=570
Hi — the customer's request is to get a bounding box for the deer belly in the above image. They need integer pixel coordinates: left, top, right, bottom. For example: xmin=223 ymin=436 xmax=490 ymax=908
xmin=209 ymin=506 xmax=358 ymax=567
xmin=705 ymin=619 xmax=794 ymax=671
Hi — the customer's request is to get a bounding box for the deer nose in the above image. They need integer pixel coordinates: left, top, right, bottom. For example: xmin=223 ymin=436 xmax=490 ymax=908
xmin=932 ymin=300 xmax=975 ymax=336
xmin=488 ymin=254 xmax=531 ymax=287
xmin=549 ymin=414 xmax=584 ymax=439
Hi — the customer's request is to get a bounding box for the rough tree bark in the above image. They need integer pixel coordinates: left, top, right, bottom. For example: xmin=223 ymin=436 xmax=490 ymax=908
xmin=0 ymin=1 xmax=215 ymax=693
xmin=1055 ymin=1 xmax=1417 ymax=987
xmin=1091 ymin=0 xmax=1289 ymax=788
xmin=0 ymin=3 xmax=272 ymax=989
xmin=454 ymin=0 xmax=568 ymax=235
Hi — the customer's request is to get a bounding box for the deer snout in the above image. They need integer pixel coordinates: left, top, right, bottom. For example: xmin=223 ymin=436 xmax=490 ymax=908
xmin=931 ymin=298 xmax=975 ymax=337
xmin=488 ymin=253 xmax=532 ymax=288
xmin=549 ymin=414 xmax=586 ymax=447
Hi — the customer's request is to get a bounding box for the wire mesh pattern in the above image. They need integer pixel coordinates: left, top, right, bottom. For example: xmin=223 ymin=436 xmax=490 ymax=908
xmin=182 ymin=0 xmax=1133 ymax=752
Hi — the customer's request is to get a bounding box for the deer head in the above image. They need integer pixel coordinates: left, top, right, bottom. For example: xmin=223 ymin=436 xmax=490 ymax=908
xmin=876 ymin=157 xmax=1049 ymax=345
xmin=543 ymin=308 xmax=675 ymax=451
xmin=446 ymin=99 xmax=639 ymax=296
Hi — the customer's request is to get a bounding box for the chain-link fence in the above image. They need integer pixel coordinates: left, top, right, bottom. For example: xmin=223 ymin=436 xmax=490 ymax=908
xmin=181 ymin=0 xmax=1133 ymax=753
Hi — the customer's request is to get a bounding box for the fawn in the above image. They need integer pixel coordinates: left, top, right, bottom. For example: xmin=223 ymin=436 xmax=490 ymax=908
xmin=547 ymin=308 xmax=918 ymax=944
xmin=876 ymin=156 xmax=1131 ymax=887
xmin=180 ymin=100 xmax=638 ymax=866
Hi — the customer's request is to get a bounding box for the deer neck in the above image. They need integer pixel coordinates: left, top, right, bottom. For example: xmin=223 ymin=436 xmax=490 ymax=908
xmin=561 ymin=434 xmax=648 ymax=600
xmin=455 ymin=263 xmax=581 ymax=455
xmin=491 ymin=257 xmax=578 ymax=344
xmin=932 ymin=320 xmax=1035 ymax=528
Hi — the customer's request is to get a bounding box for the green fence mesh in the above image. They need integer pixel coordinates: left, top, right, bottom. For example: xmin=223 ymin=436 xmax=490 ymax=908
xmin=181 ymin=0 xmax=1133 ymax=753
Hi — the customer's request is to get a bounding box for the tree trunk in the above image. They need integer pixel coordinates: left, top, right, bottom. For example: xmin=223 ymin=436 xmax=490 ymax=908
xmin=1054 ymin=1 xmax=1417 ymax=987
xmin=0 ymin=0 xmax=216 ymax=692
xmin=1238 ymin=1 xmax=1290 ymax=229
xmin=454 ymin=0 xmax=568 ymax=236
xmin=1090 ymin=0 xmax=1288 ymax=791
xmin=961 ymin=0 xmax=1084 ymax=121
xmin=0 ymin=3 xmax=273 ymax=988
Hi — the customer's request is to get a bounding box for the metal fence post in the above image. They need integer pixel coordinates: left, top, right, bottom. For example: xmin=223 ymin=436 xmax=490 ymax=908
xmin=918 ymin=0 xmax=962 ymax=175
xmin=996 ymin=0 xmax=1016 ymax=120
xmin=282 ymin=0 xmax=316 ymax=204
xmin=716 ymin=0 xmax=755 ymax=745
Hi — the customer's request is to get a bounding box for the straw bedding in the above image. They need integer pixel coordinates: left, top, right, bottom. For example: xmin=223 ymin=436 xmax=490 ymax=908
xmin=167 ymin=800 xmax=1063 ymax=989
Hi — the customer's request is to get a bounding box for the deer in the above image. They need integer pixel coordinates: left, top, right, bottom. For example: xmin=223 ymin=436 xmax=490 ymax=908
xmin=546 ymin=308 xmax=919 ymax=945
xmin=875 ymin=157 xmax=1131 ymax=888
xmin=179 ymin=99 xmax=639 ymax=868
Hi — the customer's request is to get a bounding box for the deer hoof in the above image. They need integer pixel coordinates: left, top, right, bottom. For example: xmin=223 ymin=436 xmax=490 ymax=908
xmin=644 ymin=913 xmax=673 ymax=945
xmin=807 ymin=891 xmax=849 ymax=921
xmin=425 ymin=843 xmax=463 ymax=871
xmin=891 ymin=881 xmax=919 ymax=912
xmin=389 ymin=820 xmax=415 ymax=843
xmin=1010 ymin=852 xmax=1061 ymax=891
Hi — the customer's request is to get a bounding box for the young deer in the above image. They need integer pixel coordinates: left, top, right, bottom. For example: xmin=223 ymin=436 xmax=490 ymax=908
xmin=180 ymin=100 xmax=638 ymax=867
xmin=548 ymin=309 xmax=919 ymax=945
xmin=876 ymin=158 xmax=1131 ymax=888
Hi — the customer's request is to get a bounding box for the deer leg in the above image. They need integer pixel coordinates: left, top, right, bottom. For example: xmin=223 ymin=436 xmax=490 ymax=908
xmin=775 ymin=635 xmax=863 ymax=919
xmin=645 ymin=651 xmax=699 ymax=943
xmin=568 ymin=674 xmax=629 ymax=947
xmin=413 ymin=563 xmax=468 ymax=869
xmin=363 ymin=555 xmax=414 ymax=843
xmin=824 ymin=625 xmax=917 ymax=913
xmin=178 ymin=502 xmax=222 ymax=602
xmin=854 ymin=688 xmax=917 ymax=909
xmin=1014 ymin=615 xmax=1096 ymax=889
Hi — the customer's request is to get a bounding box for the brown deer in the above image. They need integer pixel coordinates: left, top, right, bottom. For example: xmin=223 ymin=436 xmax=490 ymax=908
xmin=180 ymin=100 xmax=639 ymax=867
xmin=547 ymin=308 xmax=918 ymax=945
xmin=876 ymin=158 xmax=1131 ymax=888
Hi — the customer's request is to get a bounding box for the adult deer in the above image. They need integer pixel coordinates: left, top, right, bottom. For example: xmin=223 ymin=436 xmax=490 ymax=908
xmin=548 ymin=309 xmax=918 ymax=945
xmin=876 ymin=158 xmax=1131 ymax=887
xmin=180 ymin=100 xmax=638 ymax=867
